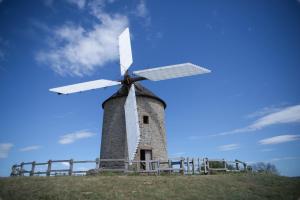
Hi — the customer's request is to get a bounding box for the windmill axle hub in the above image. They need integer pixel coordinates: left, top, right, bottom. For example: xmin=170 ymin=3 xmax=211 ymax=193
xmin=121 ymin=74 xmax=146 ymax=85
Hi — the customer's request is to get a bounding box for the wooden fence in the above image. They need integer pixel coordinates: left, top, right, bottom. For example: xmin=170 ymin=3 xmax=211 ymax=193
xmin=10 ymin=158 xmax=248 ymax=176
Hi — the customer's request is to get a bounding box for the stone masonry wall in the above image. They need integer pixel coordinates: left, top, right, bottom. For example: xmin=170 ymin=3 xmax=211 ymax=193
xmin=100 ymin=95 xmax=167 ymax=168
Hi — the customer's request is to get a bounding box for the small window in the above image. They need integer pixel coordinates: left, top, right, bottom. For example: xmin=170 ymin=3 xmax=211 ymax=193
xmin=143 ymin=115 xmax=149 ymax=124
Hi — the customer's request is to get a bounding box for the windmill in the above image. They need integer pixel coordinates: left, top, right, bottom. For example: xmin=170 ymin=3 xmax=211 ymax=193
xmin=50 ymin=27 xmax=211 ymax=169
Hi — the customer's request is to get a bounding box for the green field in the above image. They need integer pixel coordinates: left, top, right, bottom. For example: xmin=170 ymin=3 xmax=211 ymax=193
xmin=0 ymin=173 xmax=300 ymax=200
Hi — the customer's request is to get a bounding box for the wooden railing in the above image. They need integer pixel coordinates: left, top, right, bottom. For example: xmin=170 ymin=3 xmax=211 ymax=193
xmin=10 ymin=159 xmax=99 ymax=176
xmin=10 ymin=157 xmax=248 ymax=176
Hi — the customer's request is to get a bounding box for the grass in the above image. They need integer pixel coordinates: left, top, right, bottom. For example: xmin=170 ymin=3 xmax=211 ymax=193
xmin=0 ymin=173 xmax=300 ymax=200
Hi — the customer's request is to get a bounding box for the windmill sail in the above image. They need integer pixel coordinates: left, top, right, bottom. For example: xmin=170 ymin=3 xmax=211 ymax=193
xmin=133 ymin=63 xmax=211 ymax=81
xmin=49 ymin=26 xmax=212 ymax=168
xmin=49 ymin=79 xmax=121 ymax=95
xmin=124 ymin=85 xmax=141 ymax=162
xmin=119 ymin=28 xmax=133 ymax=76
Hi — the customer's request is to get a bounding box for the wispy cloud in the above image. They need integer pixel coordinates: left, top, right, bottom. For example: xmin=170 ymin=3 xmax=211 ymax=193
xmin=135 ymin=0 xmax=148 ymax=17
xmin=59 ymin=130 xmax=95 ymax=144
xmin=270 ymin=156 xmax=300 ymax=162
xmin=66 ymin=0 xmax=86 ymax=9
xmin=247 ymin=156 xmax=300 ymax=164
xmin=36 ymin=0 xmax=128 ymax=77
xmin=61 ymin=162 xmax=70 ymax=167
xmin=218 ymin=144 xmax=239 ymax=151
xmin=259 ymin=135 xmax=300 ymax=145
xmin=0 ymin=143 xmax=13 ymax=159
xmin=246 ymin=105 xmax=284 ymax=119
xmin=213 ymin=104 xmax=300 ymax=136
xmin=0 ymin=37 xmax=9 ymax=62
xmin=20 ymin=145 xmax=42 ymax=152
xmin=133 ymin=0 xmax=151 ymax=26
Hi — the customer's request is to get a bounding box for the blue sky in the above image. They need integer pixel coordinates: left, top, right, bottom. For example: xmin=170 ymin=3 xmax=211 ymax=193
xmin=0 ymin=0 xmax=300 ymax=176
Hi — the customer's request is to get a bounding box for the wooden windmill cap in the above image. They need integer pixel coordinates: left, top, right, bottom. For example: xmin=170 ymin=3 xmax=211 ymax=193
xmin=102 ymin=82 xmax=166 ymax=109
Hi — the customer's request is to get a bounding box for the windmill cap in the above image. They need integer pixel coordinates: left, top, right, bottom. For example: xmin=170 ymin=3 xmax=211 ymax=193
xmin=102 ymin=82 xmax=166 ymax=109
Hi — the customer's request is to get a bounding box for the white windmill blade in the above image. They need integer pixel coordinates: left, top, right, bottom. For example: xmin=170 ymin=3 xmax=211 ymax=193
xmin=124 ymin=85 xmax=141 ymax=162
xmin=133 ymin=63 xmax=211 ymax=81
xmin=49 ymin=79 xmax=121 ymax=95
xmin=119 ymin=27 xmax=133 ymax=76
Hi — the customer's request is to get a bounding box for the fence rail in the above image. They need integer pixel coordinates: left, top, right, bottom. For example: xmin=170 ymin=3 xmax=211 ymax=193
xmin=10 ymin=157 xmax=248 ymax=176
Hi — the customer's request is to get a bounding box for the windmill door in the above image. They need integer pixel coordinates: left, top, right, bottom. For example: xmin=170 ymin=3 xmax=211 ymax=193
xmin=140 ymin=149 xmax=152 ymax=171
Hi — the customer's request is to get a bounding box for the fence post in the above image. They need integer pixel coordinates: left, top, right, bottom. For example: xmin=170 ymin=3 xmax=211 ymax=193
xmin=47 ymin=160 xmax=52 ymax=176
xmin=203 ymin=158 xmax=206 ymax=174
xmin=124 ymin=160 xmax=128 ymax=173
xmin=197 ymin=158 xmax=201 ymax=174
xmin=236 ymin=162 xmax=239 ymax=171
xmin=180 ymin=158 xmax=184 ymax=175
xmin=136 ymin=161 xmax=140 ymax=173
xmin=223 ymin=159 xmax=227 ymax=171
xmin=207 ymin=158 xmax=210 ymax=174
xmin=187 ymin=157 xmax=190 ymax=174
xmin=20 ymin=162 xmax=24 ymax=176
xmin=146 ymin=160 xmax=150 ymax=171
xmin=95 ymin=158 xmax=100 ymax=169
xmin=157 ymin=160 xmax=160 ymax=175
xmin=69 ymin=159 xmax=73 ymax=176
xmin=168 ymin=159 xmax=172 ymax=174
xmin=203 ymin=158 xmax=209 ymax=175
xmin=30 ymin=161 xmax=36 ymax=176
xmin=192 ymin=158 xmax=195 ymax=175
xmin=10 ymin=165 xmax=17 ymax=176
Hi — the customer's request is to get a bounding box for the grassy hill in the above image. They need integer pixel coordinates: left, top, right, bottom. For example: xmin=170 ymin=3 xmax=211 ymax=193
xmin=0 ymin=173 xmax=300 ymax=200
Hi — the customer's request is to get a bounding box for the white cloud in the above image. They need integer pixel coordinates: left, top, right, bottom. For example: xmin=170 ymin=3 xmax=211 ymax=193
xmin=61 ymin=162 xmax=70 ymax=167
xmin=0 ymin=143 xmax=13 ymax=159
xmin=246 ymin=105 xmax=284 ymax=119
xmin=36 ymin=0 xmax=128 ymax=77
xmin=270 ymin=156 xmax=300 ymax=162
xmin=250 ymin=105 xmax=300 ymax=129
xmin=134 ymin=0 xmax=151 ymax=25
xmin=259 ymin=135 xmax=300 ymax=145
xmin=66 ymin=0 xmax=86 ymax=9
xmin=20 ymin=145 xmax=41 ymax=152
xmin=136 ymin=0 xmax=148 ymax=18
xmin=218 ymin=144 xmax=239 ymax=151
xmin=59 ymin=130 xmax=95 ymax=144
xmin=213 ymin=104 xmax=300 ymax=136
xmin=247 ymin=156 xmax=300 ymax=164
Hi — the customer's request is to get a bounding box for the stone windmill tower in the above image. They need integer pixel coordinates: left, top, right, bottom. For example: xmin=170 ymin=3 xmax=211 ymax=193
xmin=49 ymin=27 xmax=211 ymax=168
xmin=100 ymin=82 xmax=167 ymax=168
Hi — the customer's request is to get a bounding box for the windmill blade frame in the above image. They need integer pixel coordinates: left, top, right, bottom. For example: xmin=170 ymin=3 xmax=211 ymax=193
xmin=49 ymin=26 xmax=212 ymax=168
xmin=124 ymin=85 xmax=141 ymax=162
xmin=49 ymin=79 xmax=121 ymax=95
xmin=133 ymin=63 xmax=211 ymax=81
xmin=119 ymin=27 xmax=133 ymax=76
